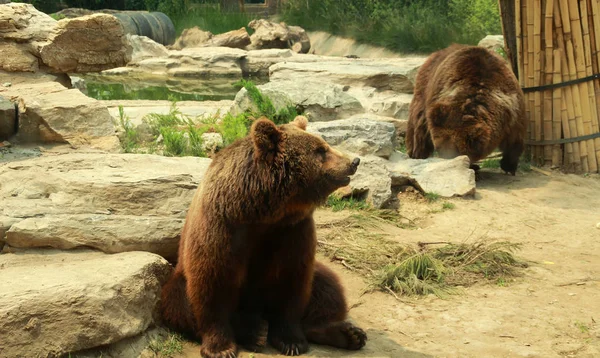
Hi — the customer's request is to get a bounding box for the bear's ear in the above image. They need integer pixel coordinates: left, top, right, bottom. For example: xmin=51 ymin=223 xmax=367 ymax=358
xmin=427 ymin=102 xmax=451 ymax=127
xmin=251 ymin=118 xmax=285 ymax=162
xmin=290 ymin=115 xmax=308 ymax=131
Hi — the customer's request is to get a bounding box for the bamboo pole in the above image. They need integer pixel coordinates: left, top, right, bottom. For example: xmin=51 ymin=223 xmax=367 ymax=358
xmin=586 ymin=0 xmax=600 ymax=167
xmin=544 ymin=0 xmax=555 ymax=165
xmin=527 ymin=0 xmax=536 ymax=160
xmin=533 ymin=0 xmax=543 ymax=164
xmin=516 ymin=0 xmax=524 ymax=84
xmin=553 ymin=49 xmax=564 ymax=166
xmin=554 ymin=0 xmax=581 ymax=169
xmin=559 ymin=0 xmax=589 ymax=171
xmin=568 ymin=0 xmax=598 ymax=171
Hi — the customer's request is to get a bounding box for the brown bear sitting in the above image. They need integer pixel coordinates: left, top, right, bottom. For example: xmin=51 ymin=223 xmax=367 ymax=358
xmin=160 ymin=115 xmax=367 ymax=358
xmin=405 ymin=43 xmax=527 ymax=175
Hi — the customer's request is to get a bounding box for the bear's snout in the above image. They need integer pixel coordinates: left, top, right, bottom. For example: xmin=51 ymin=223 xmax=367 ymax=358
xmin=350 ymin=157 xmax=360 ymax=174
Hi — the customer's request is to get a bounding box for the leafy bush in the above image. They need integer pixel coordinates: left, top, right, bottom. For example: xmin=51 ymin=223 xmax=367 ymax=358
xmin=280 ymin=0 xmax=502 ymax=53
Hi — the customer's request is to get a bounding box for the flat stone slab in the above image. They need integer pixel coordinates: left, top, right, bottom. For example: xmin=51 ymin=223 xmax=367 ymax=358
xmin=0 ymin=153 xmax=211 ymax=261
xmin=0 ymin=249 xmax=171 ymax=357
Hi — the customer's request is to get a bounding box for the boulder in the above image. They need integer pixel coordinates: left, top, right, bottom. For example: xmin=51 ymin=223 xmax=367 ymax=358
xmin=206 ymin=27 xmax=251 ymax=49
xmin=0 ymin=249 xmax=171 ymax=357
xmin=0 ymin=3 xmax=56 ymax=44
xmin=247 ymin=19 xmax=311 ymax=54
xmin=231 ymin=79 xmax=363 ymax=122
xmin=127 ymin=34 xmax=169 ymax=63
xmin=4 ymin=81 xmax=120 ymax=150
xmin=170 ymin=26 xmax=213 ymax=50
xmin=389 ymin=152 xmax=476 ymax=198
xmin=0 ymin=42 xmax=39 ymax=73
xmin=348 ymin=87 xmax=413 ymax=119
xmin=201 ymin=132 xmax=224 ymax=154
xmin=478 ymin=35 xmax=505 ymax=55
xmin=307 ymin=118 xmax=396 ymax=158
xmin=0 ymin=96 xmax=17 ymax=140
xmin=0 ymin=153 xmax=211 ymax=261
xmin=163 ymin=46 xmax=246 ymax=78
xmin=342 ymin=155 xmax=394 ymax=209
xmin=39 ymin=14 xmax=133 ymax=73
xmin=269 ymin=58 xmax=425 ymax=93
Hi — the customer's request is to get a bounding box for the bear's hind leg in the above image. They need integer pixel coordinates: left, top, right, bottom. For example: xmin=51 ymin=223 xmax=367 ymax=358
xmin=160 ymin=267 xmax=196 ymax=340
xmin=302 ymin=262 xmax=367 ymax=350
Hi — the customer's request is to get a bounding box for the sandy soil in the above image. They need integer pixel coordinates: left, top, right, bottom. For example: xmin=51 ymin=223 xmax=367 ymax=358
xmin=179 ymin=168 xmax=600 ymax=358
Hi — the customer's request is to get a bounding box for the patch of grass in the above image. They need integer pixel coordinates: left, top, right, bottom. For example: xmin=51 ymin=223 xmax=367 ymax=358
xmin=574 ymin=320 xmax=590 ymax=334
xmin=148 ymin=332 xmax=184 ymax=358
xmin=442 ymin=202 xmax=455 ymax=210
xmin=234 ymin=79 xmax=299 ymax=125
xmin=117 ymin=105 xmax=140 ymax=153
xmin=326 ymin=196 xmax=371 ymax=212
xmin=481 ymin=157 xmax=501 ymax=169
xmin=318 ymin=214 xmax=528 ymax=299
xmin=424 ymin=192 xmax=441 ymax=203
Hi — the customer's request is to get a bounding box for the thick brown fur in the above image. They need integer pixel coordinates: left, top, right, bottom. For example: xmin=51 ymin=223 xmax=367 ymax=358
xmin=160 ymin=116 xmax=367 ymax=358
xmin=406 ymin=43 xmax=527 ymax=175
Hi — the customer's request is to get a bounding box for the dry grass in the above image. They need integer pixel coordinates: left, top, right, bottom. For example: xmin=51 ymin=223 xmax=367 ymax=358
xmin=317 ymin=212 xmax=528 ymax=299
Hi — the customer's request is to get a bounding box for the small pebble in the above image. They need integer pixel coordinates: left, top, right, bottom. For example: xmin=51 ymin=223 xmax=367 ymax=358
xmin=0 ymin=141 xmax=11 ymax=148
xmin=596 ymin=222 xmax=600 ymax=229
xmin=2 ymin=82 xmax=11 ymax=87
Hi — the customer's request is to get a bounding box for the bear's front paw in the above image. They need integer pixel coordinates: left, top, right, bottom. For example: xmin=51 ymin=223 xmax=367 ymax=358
xmin=200 ymin=338 xmax=238 ymax=358
xmin=268 ymin=322 xmax=309 ymax=356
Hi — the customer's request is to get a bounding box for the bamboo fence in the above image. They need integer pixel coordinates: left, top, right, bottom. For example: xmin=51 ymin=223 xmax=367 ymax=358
xmin=513 ymin=0 xmax=600 ymax=172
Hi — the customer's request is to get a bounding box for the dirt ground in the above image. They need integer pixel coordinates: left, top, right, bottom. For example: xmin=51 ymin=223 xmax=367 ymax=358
xmin=179 ymin=168 xmax=600 ymax=358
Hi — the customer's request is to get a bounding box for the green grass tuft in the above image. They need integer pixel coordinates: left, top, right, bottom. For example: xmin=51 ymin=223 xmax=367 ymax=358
xmin=326 ymin=196 xmax=371 ymax=212
xmin=424 ymin=192 xmax=441 ymax=203
xmin=442 ymin=202 xmax=456 ymax=210
xmin=117 ymin=105 xmax=140 ymax=153
xmin=148 ymin=332 xmax=184 ymax=358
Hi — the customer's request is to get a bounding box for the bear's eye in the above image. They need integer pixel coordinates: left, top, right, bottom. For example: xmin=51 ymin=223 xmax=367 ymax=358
xmin=316 ymin=146 xmax=328 ymax=155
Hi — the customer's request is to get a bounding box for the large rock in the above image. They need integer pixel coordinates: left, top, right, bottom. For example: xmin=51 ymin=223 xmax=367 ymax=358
xmin=39 ymin=14 xmax=132 ymax=73
xmin=231 ymin=80 xmax=364 ymax=122
xmin=0 ymin=96 xmax=17 ymax=141
xmin=342 ymin=155 xmax=394 ymax=209
xmin=348 ymin=87 xmax=413 ymax=119
xmin=0 ymin=42 xmax=39 ymax=73
xmin=247 ymin=19 xmax=311 ymax=54
xmin=4 ymin=81 xmax=120 ymax=150
xmin=478 ymin=35 xmax=505 ymax=54
xmin=0 ymin=3 xmax=56 ymax=44
xmin=269 ymin=58 xmax=425 ymax=93
xmin=127 ymin=34 xmax=169 ymax=63
xmin=0 ymin=249 xmax=171 ymax=357
xmin=170 ymin=26 xmax=213 ymax=50
xmin=0 ymin=153 xmax=211 ymax=260
xmin=207 ymin=27 xmax=251 ymax=49
xmin=307 ymin=118 xmax=396 ymax=158
xmin=389 ymin=152 xmax=476 ymax=197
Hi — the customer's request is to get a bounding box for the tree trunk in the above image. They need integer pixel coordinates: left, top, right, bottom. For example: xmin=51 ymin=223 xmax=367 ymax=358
xmin=498 ymin=0 xmax=519 ymax=78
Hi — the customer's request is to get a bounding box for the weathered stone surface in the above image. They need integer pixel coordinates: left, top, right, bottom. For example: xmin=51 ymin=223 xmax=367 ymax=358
xmin=5 ymin=81 xmax=120 ymax=150
xmin=207 ymin=27 xmax=251 ymax=49
xmin=478 ymin=35 xmax=505 ymax=54
xmin=344 ymin=155 xmax=394 ymax=209
xmin=0 ymin=249 xmax=171 ymax=357
xmin=0 ymin=96 xmax=16 ymax=141
xmin=128 ymin=34 xmax=169 ymax=63
xmin=247 ymin=19 xmax=311 ymax=54
xmin=40 ymin=14 xmax=132 ymax=73
xmin=348 ymin=87 xmax=413 ymax=119
xmin=389 ymin=152 xmax=476 ymax=197
xmin=307 ymin=118 xmax=395 ymax=158
xmin=345 ymin=113 xmax=407 ymax=148
xmin=269 ymin=58 xmax=425 ymax=93
xmin=170 ymin=26 xmax=213 ymax=50
xmin=0 ymin=153 xmax=211 ymax=260
xmin=231 ymin=79 xmax=363 ymax=122
xmin=0 ymin=42 xmax=38 ymax=73
xmin=0 ymin=3 xmax=56 ymax=44
xmin=201 ymin=132 xmax=224 ymax=154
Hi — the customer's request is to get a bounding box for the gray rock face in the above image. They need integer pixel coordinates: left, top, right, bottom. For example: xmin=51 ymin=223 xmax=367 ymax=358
xmin=269 ymin=58 xmax=425 ymax=93
xmin=232 ymin=80 xmax=364 ymax=122
xmin=0 ymin=153 xmax=211 ymax=260
xmin=0 ymin=249 xmax=171 ymax=358
xmin=389 ymin=152 xmax=477 ymax=198
xmin=307 ymin=118 xmax=396 ymax=158
xmin=345 ymin=155 xmax=394 ymax=209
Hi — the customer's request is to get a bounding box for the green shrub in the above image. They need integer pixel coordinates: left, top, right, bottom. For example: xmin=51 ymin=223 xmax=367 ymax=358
xmin=280 ymin=0 xmax=502 ymax=53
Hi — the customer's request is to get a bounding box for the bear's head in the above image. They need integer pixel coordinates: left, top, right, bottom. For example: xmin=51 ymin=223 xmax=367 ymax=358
xmin=251 ymin=115 xmax=360 ymax=204
xmin=427 ymin=103 xmax=492 ymax=162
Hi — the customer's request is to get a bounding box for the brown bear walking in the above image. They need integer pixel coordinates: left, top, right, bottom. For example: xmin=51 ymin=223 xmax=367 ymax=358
xmin=406 ymin=43 xmax=527 ymax=175
xmin=160 ymin=115 xmax=367 ymax=357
